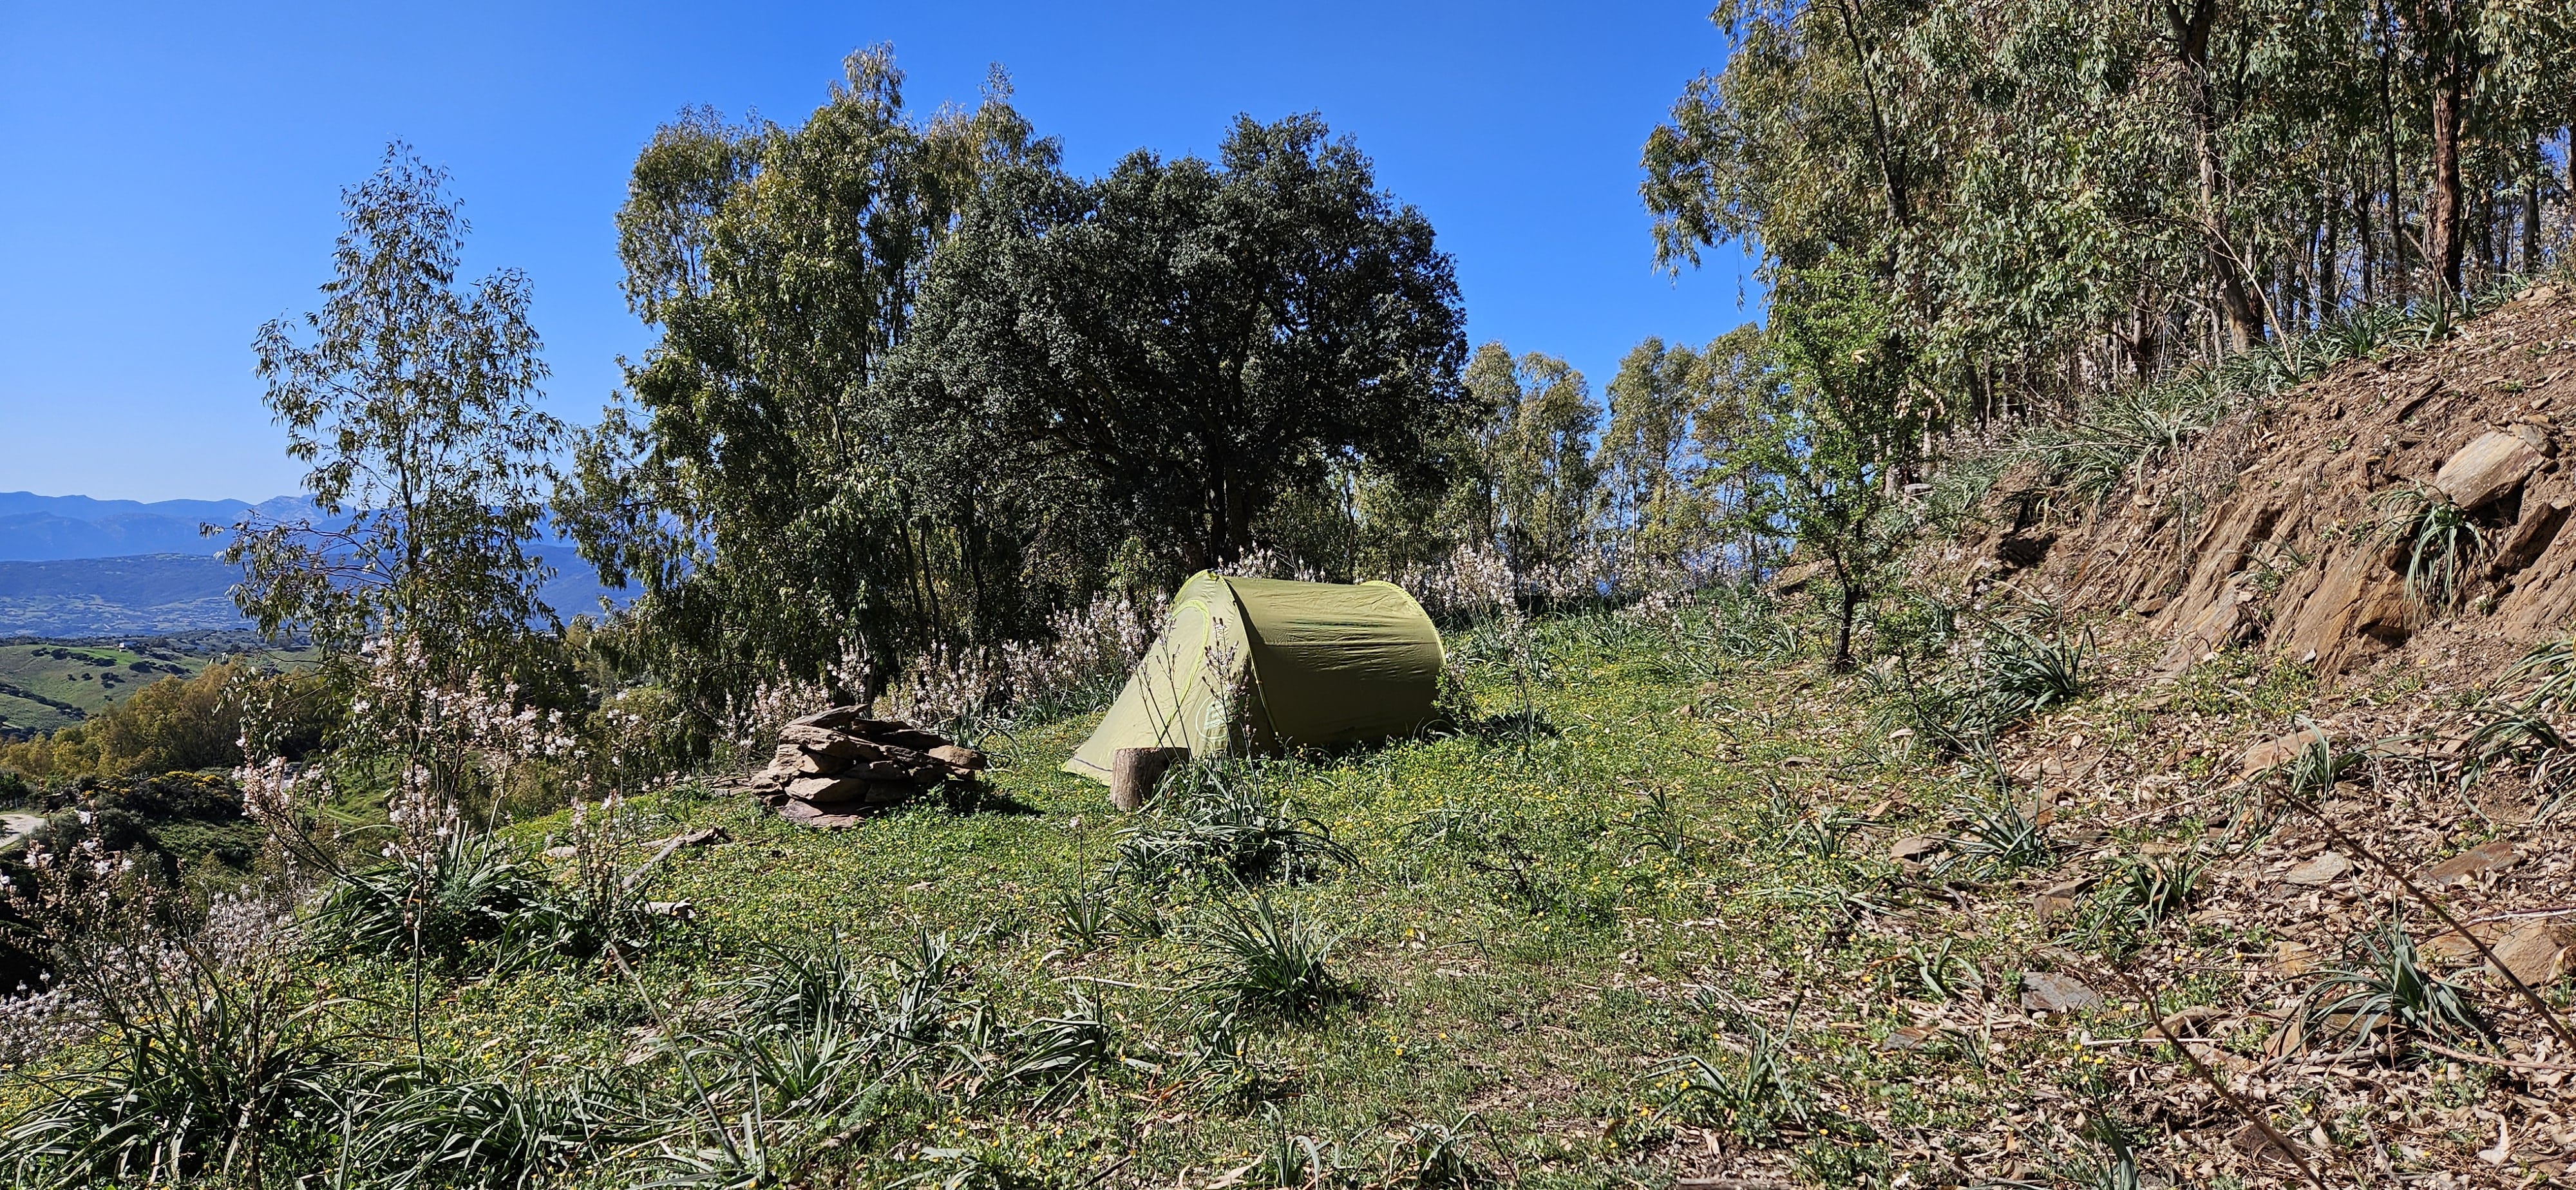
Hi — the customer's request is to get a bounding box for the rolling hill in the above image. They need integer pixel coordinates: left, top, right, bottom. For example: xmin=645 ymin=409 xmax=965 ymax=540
xmin=0 ymin=493 xmax=625 ymax=638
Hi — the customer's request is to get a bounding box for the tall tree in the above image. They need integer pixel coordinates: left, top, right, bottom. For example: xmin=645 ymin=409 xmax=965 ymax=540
xmin=885 ymin=113 xmax=1469 ymax=577
xmin=561 ymin=49 xmax=1053 ymax=714
xmin=1599 ymin=337 xmax=1713 ymax=572
xmin=231 ymin=144 xmax=560 ymax=676
xmin=1729 ymin=256 xmax=1924 ymax=671
xmin=1464 ymin=346 xmax=1602 ymax=581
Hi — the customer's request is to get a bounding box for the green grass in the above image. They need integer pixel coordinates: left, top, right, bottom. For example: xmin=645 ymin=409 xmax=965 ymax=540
xmin=0 ymin=643 xmax=197 ymax=733
xmin=0 ymin=639 xmax=317 ymax=737
xmin=0 ymin=612 xmax=2270 ymax=1184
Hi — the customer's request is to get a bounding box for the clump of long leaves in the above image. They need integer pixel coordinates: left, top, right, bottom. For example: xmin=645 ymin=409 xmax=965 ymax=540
xmin=310 ymin=814 xmax=669 ymax=975
xmin=1651 ymin=1006 xmax=1818 ymax=1146
xmin=2458 ymin=637 xmax=2576 ymax=817
xmin=3 ymin=963 xmax=345 ymax=1188
xmin=1188 ymin=894 xmax=1352 ymax=1022
xmin=2371 ymin=483 xmax=2488 ymax=614
xmin=1113 ymin=764 xmax=1354 ymax=887
xmin=1942 ymin=804 xmax=2055 ymax=877
xmin=307 ymin=831 xmax=557 ymax=970
xmin=2298 ymin=921 xmax=2489 ymax=1056
xmin=1870 ymin=609 xmax=2092 ymax=757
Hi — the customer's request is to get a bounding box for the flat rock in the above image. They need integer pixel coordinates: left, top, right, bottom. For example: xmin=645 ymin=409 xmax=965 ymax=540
xmin=2281 ymin=851 xmax=2353 ymax=885
xmin=928 ymin=744 xmax=987 ymax=771
xmin=2270 ymin=941 xmax=2320 ymax=976
xmin=2418 ymin=840 xmax=2518 ymax=886
xmin=1877 ymin=1025 xmax=1933 ymax=1052
xmin=2240 ymin=728 xmax=2328 ymax=778
xmin=780 ymin=723 xmax=871 ymax=759
xmin=2032 ymin=874 xmax=2098 ymax=921
xmin=1890 ymin=835 xmax=1947 ymax=864
xmin=775 ymin=798 xmax=868 ymax=829
xmin=786 ymin=774 xmax=871 ymax=803
xmin=2489 ymin=923 xmax=2570 ymax=985
xmin=2434 ymin=431 xmax=2544 ymax=511
xmin=2020 ymin=970 xmax=2103 ymax=1014
xmin=786 ymin=706 xmax=869 ymax=732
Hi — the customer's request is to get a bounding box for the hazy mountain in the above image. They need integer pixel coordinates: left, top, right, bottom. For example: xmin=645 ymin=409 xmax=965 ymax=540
xmin=0 ymin=493 xmax=623 ymax=637
xmin=0 ymin=493 xmax=319 ymax=562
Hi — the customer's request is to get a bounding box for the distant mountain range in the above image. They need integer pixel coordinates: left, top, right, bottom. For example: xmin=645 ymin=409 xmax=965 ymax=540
xmin=0 ymin=492 xmax=624 ymax=638
xmin=0 ymin=491 xmax=317 ymax=562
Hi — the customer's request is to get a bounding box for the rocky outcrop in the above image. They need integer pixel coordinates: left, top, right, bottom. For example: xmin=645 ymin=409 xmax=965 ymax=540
xmin=1960 ymin=283 xmax=2576 ymax=686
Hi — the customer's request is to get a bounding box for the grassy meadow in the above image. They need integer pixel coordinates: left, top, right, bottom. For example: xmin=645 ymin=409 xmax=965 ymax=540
xmin=44 ymin=604 xmax=2265 ymax=1190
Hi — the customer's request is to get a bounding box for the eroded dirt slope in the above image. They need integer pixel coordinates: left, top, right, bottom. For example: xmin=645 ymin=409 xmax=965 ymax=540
xmin=1976 ymin=284 xmax=2576 ymax=687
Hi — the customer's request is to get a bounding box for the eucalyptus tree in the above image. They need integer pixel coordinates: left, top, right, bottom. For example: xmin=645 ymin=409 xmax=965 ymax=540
xmin=882 ymin=114 xmax=1470 ymax=583
xmin=1649 ymin=0 xmax=2573 ymax=428
xmin=560 ymin=48 xmax=1054 ymax=712
xmin=232 ymin=144 xmax=560 ymax=679
xmin=1726 ymin=256 xmax=1924 ymax=671
xmin=1598 ymin=337 xmax=1711 ymax=573
xmin=1463 ymin=346 xmax=1602 ymax=583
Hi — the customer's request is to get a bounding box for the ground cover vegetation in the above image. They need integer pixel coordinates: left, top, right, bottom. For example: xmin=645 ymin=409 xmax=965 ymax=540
xmin=1 ymin=8 xmax=2575 ymax=1185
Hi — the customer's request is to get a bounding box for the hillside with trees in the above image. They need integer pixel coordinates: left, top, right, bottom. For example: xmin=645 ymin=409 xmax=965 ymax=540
xmin=0 ymin=8 xmax=2573 ymax=1185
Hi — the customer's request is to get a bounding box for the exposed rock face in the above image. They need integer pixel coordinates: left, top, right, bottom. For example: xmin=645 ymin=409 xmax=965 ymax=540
xmin=746 ymin=710 xmax=985 ymax=824
xmin=2434 ymin=431 xmax=2544 ymax=510
xmin=1962 ymin=286 xmax=2576 ymax=686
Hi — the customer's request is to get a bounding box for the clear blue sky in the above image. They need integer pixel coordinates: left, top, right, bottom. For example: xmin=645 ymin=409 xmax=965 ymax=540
xmin=0 ymin=1 xmax=1758 ymax=504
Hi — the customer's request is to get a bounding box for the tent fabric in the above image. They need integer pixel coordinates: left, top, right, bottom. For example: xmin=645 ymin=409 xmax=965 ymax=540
xmin=1064 ymin=572 xmax=1443 ymax=784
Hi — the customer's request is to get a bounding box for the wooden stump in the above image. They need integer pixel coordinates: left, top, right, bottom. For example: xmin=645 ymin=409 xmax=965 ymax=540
xmin=1110 ymin=746 xmax=1189 ymax=812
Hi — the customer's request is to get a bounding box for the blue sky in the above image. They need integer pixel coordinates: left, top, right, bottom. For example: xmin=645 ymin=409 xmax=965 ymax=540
xmin=0 ymin=1 xmax=1758 ymax=504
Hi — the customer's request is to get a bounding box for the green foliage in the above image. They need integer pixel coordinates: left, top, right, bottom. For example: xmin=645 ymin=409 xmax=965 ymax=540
xmin=1186 ymin=894 xmax=1352 ymax=1022
xmin=308 ymin=827 xmax=667 ymax=976
xmin=309 ymin=833 xmax=560 ymax=972
xmin=1 ymin=773 xmax=261 ymax=898
xmin=564 ymin=52 xmax=1059 ymax=716
xmin=1872 ymin=618 xmax=2094 ymax=757
xmin=1398 ymin=1111 xmax=1489 ymax=1189
xmin=1719 ymin=253 xmax=1924 ymax=670
xmin=2 ymin=979 xmax=342 ymax=1188
xmin=1943 ymin=806 xmax=2055 ymax=877
xmin=1645 ymin=0 xmax=2576 ymax=446
xmin=1464 ymin=345 xmax=1601 ymax=581
xmin=1652 ymin=1012 xmax=1810 ymax=1145
xmin=2372 ymin=484 xmax=2490 ymax=614
xmin=235 ymin=144 xmax=562 ymax=674
xmin=1111 ymin=764 xmax=1354 ymax=888
xmin=2299 ymin=921 xmax=2489 ymax=1053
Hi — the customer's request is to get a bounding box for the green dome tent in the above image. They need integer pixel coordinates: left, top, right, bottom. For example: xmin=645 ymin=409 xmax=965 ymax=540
xmin=1065 ymin=572 xmax=1444 ymax=784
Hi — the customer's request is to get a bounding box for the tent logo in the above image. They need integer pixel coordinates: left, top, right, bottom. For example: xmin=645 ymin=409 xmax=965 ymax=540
xmin=1198 ymin=697 xmax=1229 ymax=746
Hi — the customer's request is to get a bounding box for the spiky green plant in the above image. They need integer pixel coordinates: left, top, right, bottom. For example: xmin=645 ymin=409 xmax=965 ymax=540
xmin=1112 ymin=765 xmax=1354 ymax=888
xmin=2300 ymin=922 xmax=2489 ymax=1054
xmin=2371 ymin=484 xmax=2488 ymax=614
xmin=1650 ymin=1013 xmax=1810 ymax=1145
xmin=1188 ymin=894 xmax=1351 ymax=1022
xmin=1944 ymin=806 xmax=2054 ymax=876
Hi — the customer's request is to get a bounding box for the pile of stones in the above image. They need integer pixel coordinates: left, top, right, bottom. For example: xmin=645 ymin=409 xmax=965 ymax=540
xmin=747 ymin=707 xmax=987 ymax=827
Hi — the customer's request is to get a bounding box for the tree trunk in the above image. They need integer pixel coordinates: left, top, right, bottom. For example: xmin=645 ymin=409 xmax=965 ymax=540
xmin=2378 ymin=0 xmax=2410 ymax=304
xmin=2168 ymin=0 xmax=2265 ymax=351
xmin=2524 ymin=166 xmax=2542 ymax=275
xmin=1110 ymin=746 xmax=1188 ymax=811
xmin=1832 ymin=578 xmax=1861 ymax=673
xmin=2417 ymin=1 xmax=2470 ymax=299
xmin=2358 ymin=187 xmax=2378 ymax=304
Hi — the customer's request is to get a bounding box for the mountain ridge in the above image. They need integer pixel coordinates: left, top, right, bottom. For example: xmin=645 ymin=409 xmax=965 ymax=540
xmin=0 ymin=493 xmax=623 ymax=637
